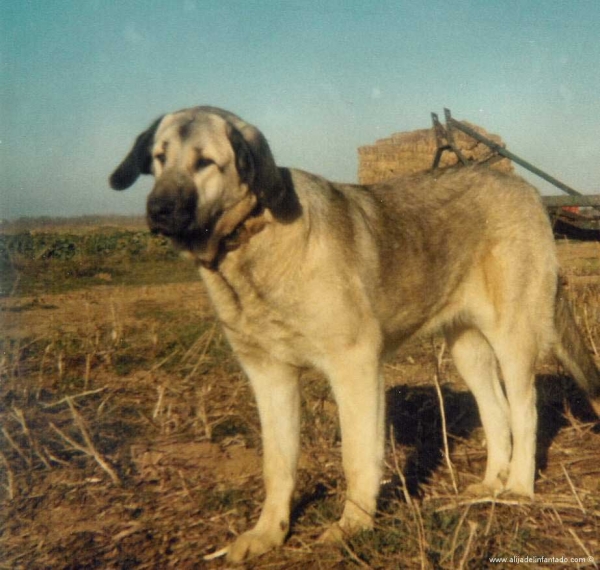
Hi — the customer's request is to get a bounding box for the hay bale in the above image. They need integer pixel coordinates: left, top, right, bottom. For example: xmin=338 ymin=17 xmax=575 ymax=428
xmin=358 ymin=122 xmax=513 ymax=184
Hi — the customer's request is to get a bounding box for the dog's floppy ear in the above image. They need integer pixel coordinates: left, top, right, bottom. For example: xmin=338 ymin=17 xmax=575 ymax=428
xmin=227 ymin=125 xmax=256 ymax=186
xmin=227 ymin=122 xmax=289 ymax=216
xmin=109 ymin=116 xmax=163 ymax=190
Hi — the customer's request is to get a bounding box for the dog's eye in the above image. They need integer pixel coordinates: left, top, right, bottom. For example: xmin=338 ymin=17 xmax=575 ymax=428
xmin=154 ymin=153 xmax=166 ymax=166
xmin=195 ymin=157 xmax=214 ymax=171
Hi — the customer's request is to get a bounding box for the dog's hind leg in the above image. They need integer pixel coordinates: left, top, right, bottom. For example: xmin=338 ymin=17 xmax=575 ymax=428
xmin=319 ymin=342 xmax=385 ymax=542
xmin=492 ymin=329 xmax=539 ymax=498
xmin=447 ymin=327 xmax=511 ymax=496
xmin=226 ymin=358 xmax=301 ymax=563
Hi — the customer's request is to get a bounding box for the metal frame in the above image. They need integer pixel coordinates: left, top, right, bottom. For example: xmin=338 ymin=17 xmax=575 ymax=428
xmin=431 ymin=108 xmax=600 ymax=208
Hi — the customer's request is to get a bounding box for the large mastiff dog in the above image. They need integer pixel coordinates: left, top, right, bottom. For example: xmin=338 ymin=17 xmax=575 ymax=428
xmin=110 ymin=106 xmax=600 ymax=562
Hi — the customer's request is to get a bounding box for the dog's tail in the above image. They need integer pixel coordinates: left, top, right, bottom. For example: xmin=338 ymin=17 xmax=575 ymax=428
xmin=552 ymin=279 xmax=600 ymax=398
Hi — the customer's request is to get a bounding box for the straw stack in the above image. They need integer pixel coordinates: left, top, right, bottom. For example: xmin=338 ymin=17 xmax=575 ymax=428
xmin=357 ymin=121 xmax=513 ymax=184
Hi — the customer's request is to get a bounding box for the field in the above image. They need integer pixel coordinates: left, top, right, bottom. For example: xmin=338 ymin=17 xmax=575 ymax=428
xmin=1 ymin=221 xmax=599 ymax=569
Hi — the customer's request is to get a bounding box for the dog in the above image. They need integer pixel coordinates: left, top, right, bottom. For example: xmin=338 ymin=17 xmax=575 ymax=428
xmin=110 ymin=106 xmax=600 ymax=562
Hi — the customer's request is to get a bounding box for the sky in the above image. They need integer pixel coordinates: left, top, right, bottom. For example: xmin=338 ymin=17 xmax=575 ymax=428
xmin=1 ymin=0 xmax=600 ymax=219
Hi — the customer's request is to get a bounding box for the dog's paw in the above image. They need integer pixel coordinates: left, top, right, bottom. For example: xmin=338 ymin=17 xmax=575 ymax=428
xmin=226 ymin=529 xmax=284 ymax=563
xmin=501 ymin=482 xmax=534 ymax=500
xmin=318 ymin=522 xmax=347 ymax=544
xmin=465 ymin=479 xmax=504 ymax=497
xmin=318 ymin=507 xmax=374 ymax=544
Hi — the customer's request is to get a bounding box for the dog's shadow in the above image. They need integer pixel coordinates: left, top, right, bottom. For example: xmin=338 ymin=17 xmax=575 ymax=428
xmin=292 ymin=374 xmax=598 ymax=525
xmin=382 ymin=374 xmax=599 ymax=500
xmin=384 ymin=382 xmax=477 ymax=498
xmin=535 ymin=374 xmax=599 ymax=470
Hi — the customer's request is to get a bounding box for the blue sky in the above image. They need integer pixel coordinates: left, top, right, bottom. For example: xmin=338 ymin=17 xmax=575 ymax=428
xmin=2 ymin=0 xmax=600 ymax=219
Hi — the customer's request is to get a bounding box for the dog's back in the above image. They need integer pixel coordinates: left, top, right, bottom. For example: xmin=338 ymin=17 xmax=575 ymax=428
xmin=297 ymin=166 xmax=560 ymax=354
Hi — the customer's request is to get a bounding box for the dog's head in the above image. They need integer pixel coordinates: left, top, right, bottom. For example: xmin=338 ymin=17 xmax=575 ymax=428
xmin=109 ymin=106 xmax=292 ymax=264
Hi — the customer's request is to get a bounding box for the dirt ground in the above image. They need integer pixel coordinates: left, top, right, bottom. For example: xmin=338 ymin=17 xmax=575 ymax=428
xmin=1 ymin=238 xmax=599 ymax=569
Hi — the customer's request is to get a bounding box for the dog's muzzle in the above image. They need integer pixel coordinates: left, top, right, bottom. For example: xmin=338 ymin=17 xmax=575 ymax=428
xmin=146 ymin=174 xmax=198 ymax=237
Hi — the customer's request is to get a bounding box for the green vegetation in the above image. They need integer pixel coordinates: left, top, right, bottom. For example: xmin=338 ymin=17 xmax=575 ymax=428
xmin=0 ymin=230 xmax=199 ymax=296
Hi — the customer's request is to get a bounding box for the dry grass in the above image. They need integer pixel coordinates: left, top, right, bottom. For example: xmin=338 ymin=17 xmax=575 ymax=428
xmin=1 ymin=232 xmax=599 ymax=569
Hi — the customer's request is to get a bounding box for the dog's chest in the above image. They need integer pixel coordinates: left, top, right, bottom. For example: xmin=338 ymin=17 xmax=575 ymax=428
xmin=200 ymin=265 xmax=316 ymax=366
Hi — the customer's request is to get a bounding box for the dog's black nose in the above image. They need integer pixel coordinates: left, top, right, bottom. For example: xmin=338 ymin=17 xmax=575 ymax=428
xmin=147 ymin=195 xmax=175 ymax=230
xmin=147 ymin=190 xmax=197 ymax=236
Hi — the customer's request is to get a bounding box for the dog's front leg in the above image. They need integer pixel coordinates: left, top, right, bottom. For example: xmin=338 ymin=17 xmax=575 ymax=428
xmin=227 ymin=357 xmax=300 ymax=563
xmin=321 ymin=345 xmax=385 ymax=541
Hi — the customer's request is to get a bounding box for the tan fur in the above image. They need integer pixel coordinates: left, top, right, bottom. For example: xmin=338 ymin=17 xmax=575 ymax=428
xmin=110 ymin=107 xmax=600 ymax=563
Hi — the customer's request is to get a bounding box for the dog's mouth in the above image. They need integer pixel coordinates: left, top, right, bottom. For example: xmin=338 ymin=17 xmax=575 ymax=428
xmin=146 ymin=194 xmax=229 ymax=267
xmin=148 ymin=212 xmax=216 ymax=254
xmin=146 ymin=190 xmax=216 ymax=246
xmin=167 ymin=224 xmax=215 ymax=252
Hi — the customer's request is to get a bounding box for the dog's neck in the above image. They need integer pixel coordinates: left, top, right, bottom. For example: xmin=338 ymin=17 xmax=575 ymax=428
xmin=195 ymin=171 xmax=299 ymax=270
xmin=221 ymin=203 xmax=267 ymax=253
xmin=197 ymin=197 xmax=267 ymax=270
